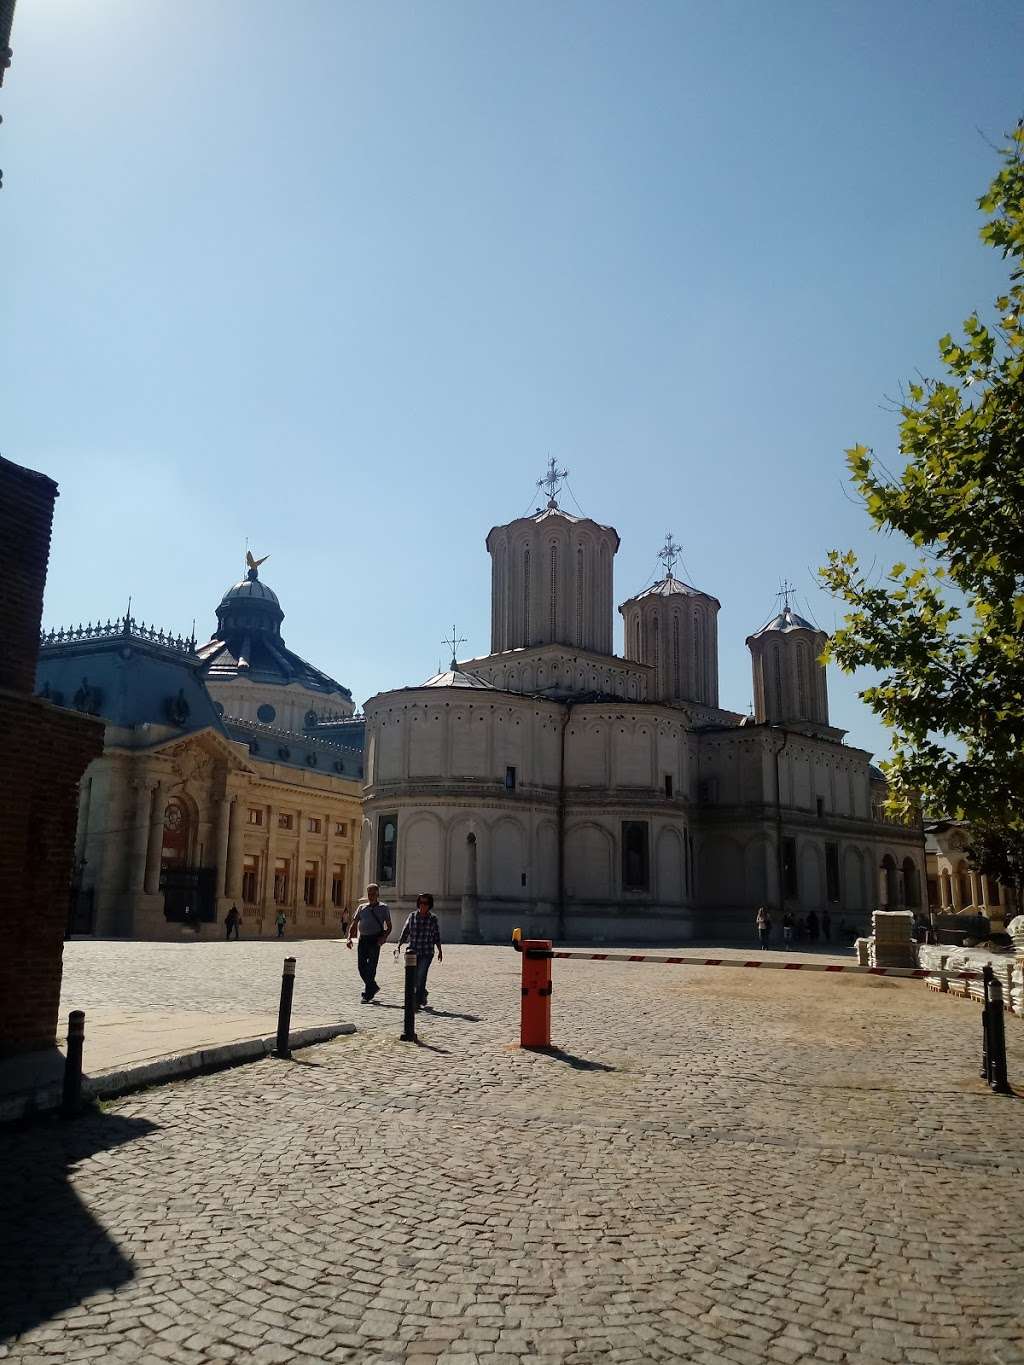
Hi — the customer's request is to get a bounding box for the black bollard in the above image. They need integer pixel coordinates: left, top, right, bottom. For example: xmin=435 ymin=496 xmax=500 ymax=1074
xmin=62 ymin=1010 xmax=85 ymax=1119
xmin=400 ymin=950 xmax=418 ymax=1043
xmin=276 ymin=956 xmax=296 ymax=1058
xmin=981 ymin=965 xmax=992 ymax=1081
xmin=986 ymin=972 xmax=1012 ymax=1096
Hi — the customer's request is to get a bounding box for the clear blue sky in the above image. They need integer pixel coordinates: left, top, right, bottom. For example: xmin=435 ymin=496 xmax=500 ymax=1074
xmin=4 ymin=1 xmax=1022 ymax=755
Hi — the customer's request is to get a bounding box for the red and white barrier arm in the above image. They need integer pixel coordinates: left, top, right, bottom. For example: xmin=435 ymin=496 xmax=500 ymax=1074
xmin=536 ymin=950 xmax=986 ymax=981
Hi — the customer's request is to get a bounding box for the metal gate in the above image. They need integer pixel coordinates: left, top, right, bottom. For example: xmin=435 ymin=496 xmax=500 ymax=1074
xmin=161 ymin=867 xmax=217 ymax=923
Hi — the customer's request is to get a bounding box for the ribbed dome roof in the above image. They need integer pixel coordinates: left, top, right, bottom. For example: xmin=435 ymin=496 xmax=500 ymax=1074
xmin=747 ymin=605 xmax=820 ymax=641
xmin=218 ymin=574 xmax=281 ymax=610
xmin=419 ymin=665 xmax=495 ymax=690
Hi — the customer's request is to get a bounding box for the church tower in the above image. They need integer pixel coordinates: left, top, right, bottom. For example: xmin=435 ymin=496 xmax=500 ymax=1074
xmin=746 ymin=589 xmax=829 ymax=726
xmin=485 ymin=460 xmax=620 ymax=656
xmin=618 ymin=535 xmax=720 ymax=706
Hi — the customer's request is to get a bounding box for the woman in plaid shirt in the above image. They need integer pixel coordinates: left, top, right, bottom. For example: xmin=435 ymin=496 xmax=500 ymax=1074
xmin=397 ymin=893 xmax=443 ymax=1010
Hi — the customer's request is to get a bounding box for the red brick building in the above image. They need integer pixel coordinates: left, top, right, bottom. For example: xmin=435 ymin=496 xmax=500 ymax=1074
xmin=0 ymin=455 xmax=104 ymax=1054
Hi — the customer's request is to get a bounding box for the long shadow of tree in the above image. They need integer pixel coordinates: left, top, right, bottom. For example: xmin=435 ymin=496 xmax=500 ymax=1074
xmin=0 ymin=1107 xmax=157 ymax=1343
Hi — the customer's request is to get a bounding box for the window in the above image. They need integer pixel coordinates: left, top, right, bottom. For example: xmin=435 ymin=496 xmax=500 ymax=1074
xmin=278 ymin=813 xmax=293 ymax=830
xmin=242 ymin=854 xmax=259 ymax=904
xmin=303 ymin=860 xmax=318 ymax=906
xmin=622 ymin=822 xmax=650 ymax=892
xmin=248 ymin=808 xmax=263 ymax=826
xmin=816 ymin=797 xmax=824 ymax=818
xmin=664 ymin=774 xmax=673 ymax=799
xmin=825 ymin=843 xmax=840 ymax=903
xmin=274 ymin=858 xmax=289 ymax=904
xmin=334 ymin=821 xmax=348 ymax=837
xmin=307 ymin=817 xmax=322 ymax=834
xmin=378 ymin=815 xmax=398 ymax=885
xmin=782 ymin=838 xmax=798 ymax=898
xmin=331 ymin=865 xmax=346 ymax=907
xmin=505 ymin=766 xmax=517 ymax=792
xmin=256 ymin=703 xmax=276 ymax=724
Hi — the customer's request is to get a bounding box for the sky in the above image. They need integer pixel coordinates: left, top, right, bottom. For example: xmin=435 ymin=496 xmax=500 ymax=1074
xmin=4 ymin=0 xmax=1023 ymax=756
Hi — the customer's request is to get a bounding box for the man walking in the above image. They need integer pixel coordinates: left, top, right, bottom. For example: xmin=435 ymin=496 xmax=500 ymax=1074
xmin=397 ymin=892 xmax=443 ymax=1010
xmin=347 ymin=883 xmax=392 ymax=1002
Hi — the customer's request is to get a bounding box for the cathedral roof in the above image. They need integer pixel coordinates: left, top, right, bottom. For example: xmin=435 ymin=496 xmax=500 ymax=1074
xmin=628 ymin=574 xmax=718 ymax=604
xmin=418 ymin=664 xmax=496 ymax=690
xmin=486 ymin=501 xmax=620 ymax=549
xmin=196 ymin=563 xmax=352 ymax=701
xmin=748 ymin=605 xmax=820 ymax=639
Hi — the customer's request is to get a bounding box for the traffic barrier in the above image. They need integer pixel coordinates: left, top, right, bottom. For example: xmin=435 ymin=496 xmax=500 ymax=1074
xmin=400 ymin=951 xmax=419 ymax=1043
xmin=510 ymin=933 xmax=1013 ymax=1093
xmin=62 ymin=1010 xmax=85 ymax=1118
xmin=275 ymin=956 xmax=296 ymax=1059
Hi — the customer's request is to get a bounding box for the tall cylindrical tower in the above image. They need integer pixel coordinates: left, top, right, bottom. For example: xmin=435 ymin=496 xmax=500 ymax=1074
xmin=485 ymin=495 xmax=620 ymax=656
xmin=746 ymin=604 xmax=829 ymax=725
xmin=619 ymin=571 xmax=720 ymax=706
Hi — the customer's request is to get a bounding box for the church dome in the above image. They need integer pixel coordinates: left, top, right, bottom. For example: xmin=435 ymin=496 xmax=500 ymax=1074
xmin=747 ymin=604 xmax=817 ymax=638
xmin=419 ymin=665 xmax=495 ymax=690
xmin=214 ymin=567 xmax=285 ymax=638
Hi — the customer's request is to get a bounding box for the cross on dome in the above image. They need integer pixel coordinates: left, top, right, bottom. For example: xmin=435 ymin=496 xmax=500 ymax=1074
xmin=442 ymin=624 xmax=467 ymax=670
xmin=537 ymin=456 xmax=569 ymax=509
xmin=778 ymin=578 xmax=796 ymax=611
xmin=658 ymin=532 xmax=682 ymax=579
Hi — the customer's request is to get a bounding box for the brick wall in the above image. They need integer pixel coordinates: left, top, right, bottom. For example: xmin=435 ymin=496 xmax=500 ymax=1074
xmin=0 ymin=456 xmax=104 ymax=1054
xmin=0 ymin=455 xmax=57 ymax=694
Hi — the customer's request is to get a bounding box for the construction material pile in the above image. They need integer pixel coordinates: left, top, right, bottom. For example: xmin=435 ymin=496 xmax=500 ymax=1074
xmin=868 ymin=910 xmax=917 ymax=968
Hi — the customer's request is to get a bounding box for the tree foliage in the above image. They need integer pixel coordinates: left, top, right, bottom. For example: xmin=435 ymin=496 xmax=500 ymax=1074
xmin=820 ymin=123 xmax=1024 ymax=878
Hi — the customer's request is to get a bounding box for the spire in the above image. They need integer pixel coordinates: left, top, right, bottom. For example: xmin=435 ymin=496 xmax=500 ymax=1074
xmin=657 ymin=532 xmax=682 ymax=580
xmin=442 ymin=624 xmax=467 ymax=671
xmin=537 ymin=456 xmax=568 ymax=509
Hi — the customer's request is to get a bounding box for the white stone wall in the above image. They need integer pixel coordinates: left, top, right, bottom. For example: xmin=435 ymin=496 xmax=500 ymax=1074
xmin=461 ymin=645 xmax=653 ymax=701
xmin=749 ymin=627 xmax=829 ymax=727
xmin=205 ymin=677 xmax=355 ymax=731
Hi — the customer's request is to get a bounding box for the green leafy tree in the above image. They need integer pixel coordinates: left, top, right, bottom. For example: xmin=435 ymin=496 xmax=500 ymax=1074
xmin=820 ymin=123 xmax=1024 ymax=910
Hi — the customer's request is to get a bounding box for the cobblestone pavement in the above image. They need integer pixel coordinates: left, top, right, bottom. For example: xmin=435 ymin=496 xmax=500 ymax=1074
xmin=3 ymin=940 xmax=1024 ymax=1365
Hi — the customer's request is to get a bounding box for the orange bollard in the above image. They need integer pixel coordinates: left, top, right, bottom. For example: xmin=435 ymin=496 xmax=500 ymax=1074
xmin=517 ymin=934 xmax=553 ymax=1048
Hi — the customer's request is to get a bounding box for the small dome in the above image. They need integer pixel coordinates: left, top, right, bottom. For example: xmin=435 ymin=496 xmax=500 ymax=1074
xmin=218 ymin=573 xmax=281 ymax=611
xmin=419 ymin=666 xmax=495 ymax=690
xmin=748 ymin=605 xmax=818 ymax=639
xmin=630 ymin=574 xmax=715 ymax=603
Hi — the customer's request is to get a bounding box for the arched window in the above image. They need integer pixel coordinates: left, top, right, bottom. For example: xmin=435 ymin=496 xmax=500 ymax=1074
xmin=672 ymin=612 xmax=681 ymax=700
xmin=633 ymin=613 xmax=641 ymax=661
xmin=549 ymin=542 xmax=559 ymax=638
xmin=773 ymin=646 xmax=783 ymax=718
xmin=902 ymin=857 xmax=919 ymax=908
xmin=797 ymin=643 xmax=809 ymax=717
xmin=652 ymin=613 xmax=660 ymax=685
xmin=523 ymin=547 xmax=531 ymax=643
xmin=693 ymin=610 xmax=703 ymax=701
xmin=576 ymin=545 xmax=585 ymax=646
xmin=161 ymin=798 xmax=192 ymax=871
xmin=957 ymin=861 xmax=971 ymax=908
xmin=494 ymin=541 xmax=506 ymax=650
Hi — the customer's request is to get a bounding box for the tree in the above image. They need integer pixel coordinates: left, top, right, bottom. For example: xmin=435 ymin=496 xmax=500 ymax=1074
xmin=820 ymin=122 xmax=1024 ymax=911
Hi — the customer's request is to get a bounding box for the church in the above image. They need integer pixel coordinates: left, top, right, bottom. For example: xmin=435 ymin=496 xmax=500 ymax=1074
xmin=361 ymin=464 xmax=926 ymax=944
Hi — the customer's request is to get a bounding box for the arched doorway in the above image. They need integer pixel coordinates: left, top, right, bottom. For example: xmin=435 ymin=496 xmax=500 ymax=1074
xmin=902 ymin=857 xmax=919 ymax=909
xmin=160 ymin=795 xmax=215 ymax=924
xmin=880 ymin=855 xmax=899 ymax=908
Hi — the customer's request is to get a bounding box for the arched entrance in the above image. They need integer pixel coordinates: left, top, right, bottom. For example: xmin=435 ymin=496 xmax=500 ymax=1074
xmin=160 ymin=795 xmax=216 ymax=925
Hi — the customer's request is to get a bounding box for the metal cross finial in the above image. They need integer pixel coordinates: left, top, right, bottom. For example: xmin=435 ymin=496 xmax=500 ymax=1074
xmin=658 ymin=532 xmax=682 ymax=579
xmin=537 ymin=455 xmax=569 ymax=509
xmin=779 ymin=578 xmax=796 ymax=611
xmin=442 ymin=624 xmax=467 ymax=670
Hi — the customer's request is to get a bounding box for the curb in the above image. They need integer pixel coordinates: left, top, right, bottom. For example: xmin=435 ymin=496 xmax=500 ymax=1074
xmin=0 ymin=1023 xmax=356 ymax=1124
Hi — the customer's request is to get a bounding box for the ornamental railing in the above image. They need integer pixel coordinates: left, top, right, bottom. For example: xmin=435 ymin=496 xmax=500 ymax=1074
xmin=40 ymin=615 xmax=197 ymax=655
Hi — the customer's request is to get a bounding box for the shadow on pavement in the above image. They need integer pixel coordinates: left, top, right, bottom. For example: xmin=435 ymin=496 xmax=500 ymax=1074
xmin=422 ymin=1008 xmax=481 ymax=1022
xmin=533 ymin=1047 xmax=616 ymax=1072
xmin=0 ymin=1109 xmax=157 ymax=1344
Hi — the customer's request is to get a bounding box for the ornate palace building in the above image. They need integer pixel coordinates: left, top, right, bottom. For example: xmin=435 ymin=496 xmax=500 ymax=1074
xmin=360 ymin=464 xmax=926 ymax=944
xmin=36 ymin=558 xmax=362 ymax=940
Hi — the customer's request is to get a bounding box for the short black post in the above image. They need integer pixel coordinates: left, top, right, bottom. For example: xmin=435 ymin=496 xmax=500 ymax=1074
xmin=986 ymin=971 xmax=1012 ymax=1096
xmin=981 ymin=965 xmax=992 ymax=1081
xmin=62 ymin=1010 xmax=85 ymax=1119
xmin=400 ymin=950 xmax=418 ymax=1043
xmin=276 ymin=956 xmax=296 ymax=1059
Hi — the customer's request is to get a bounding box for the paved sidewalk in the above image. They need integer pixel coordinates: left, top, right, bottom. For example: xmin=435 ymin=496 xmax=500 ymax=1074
xmin=2 ymin=941 xmax=1023 ymax=1364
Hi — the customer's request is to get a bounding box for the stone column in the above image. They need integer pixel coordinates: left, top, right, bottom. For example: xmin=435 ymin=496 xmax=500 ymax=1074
xmin=226 ymin=794 xmax=244 ymax=899
xmin=294 ymin=810 xmax=307 ymax=915
xmin=143 ymin=781 xmax=167 ymax=895
xmin=461 ymin=831 xmax=482 ymax=943
xmin=130 ymin=777 xmax=156 ymax=893
xmin=215 ymin=791 xmax=232 ymax=898
xmin=951 ymin=869 xmax=963 ymax=911
xmin=262 ymin=805 xmax=278 ymax=918
xmin=969 ymin=871 xmax=980 ymax=911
